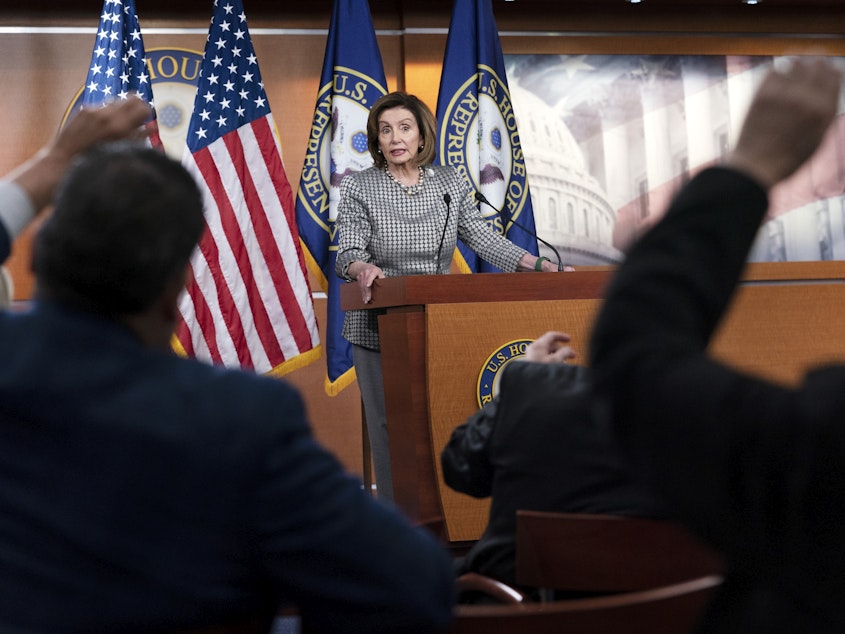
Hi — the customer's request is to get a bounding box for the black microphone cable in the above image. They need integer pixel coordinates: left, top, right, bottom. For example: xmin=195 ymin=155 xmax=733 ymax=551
xmin=474 ymin=191 xmax=564 ymax=271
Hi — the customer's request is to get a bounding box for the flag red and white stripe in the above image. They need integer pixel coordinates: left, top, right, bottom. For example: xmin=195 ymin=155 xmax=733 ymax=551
xmin=174 ymin=0 xmax=319 ymax=375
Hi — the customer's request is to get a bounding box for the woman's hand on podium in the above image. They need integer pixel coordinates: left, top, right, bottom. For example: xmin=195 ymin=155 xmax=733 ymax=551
xmin=346 ymin=261 xmax=384 ymax=304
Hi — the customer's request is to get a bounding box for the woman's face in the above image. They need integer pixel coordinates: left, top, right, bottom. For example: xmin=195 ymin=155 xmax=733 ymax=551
xmin=377 ymin=106 xmax=422 ymax=169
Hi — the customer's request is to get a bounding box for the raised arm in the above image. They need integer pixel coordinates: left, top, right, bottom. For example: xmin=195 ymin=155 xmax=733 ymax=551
xmin=1 ymin=97 xmax=152 ymax=261
xmin=589 ymin=59 xmax=843 ymax=555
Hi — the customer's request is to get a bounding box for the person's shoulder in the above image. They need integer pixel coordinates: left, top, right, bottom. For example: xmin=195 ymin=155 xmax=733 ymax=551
xmin=343 ymin=166 xmax=381 ymax=185
xmin=181 ymin=358 xmax=301 ymax=399
xmin=164 ymin=356 xmax=307 ymax=433
xmin=339 ymin=166 xmax=383 ymax=197
xmin=425 ymin=164 xmax=459 ymax=180
xmin=426 ymin=165 xmax=470 ymax=193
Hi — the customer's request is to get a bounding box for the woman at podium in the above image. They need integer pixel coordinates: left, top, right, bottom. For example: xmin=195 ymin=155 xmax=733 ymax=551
xmin=335 ymin=91 xmax=556 ymax=503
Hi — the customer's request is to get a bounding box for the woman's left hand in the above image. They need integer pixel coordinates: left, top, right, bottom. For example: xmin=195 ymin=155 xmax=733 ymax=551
xmin=517 ymin=254 xmax=574 ymax=272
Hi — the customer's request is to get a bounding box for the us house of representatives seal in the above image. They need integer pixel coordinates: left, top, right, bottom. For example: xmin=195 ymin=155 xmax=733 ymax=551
xmin=476 ymin=338 xmax=533 ymax=407
xmin=438 ymin=65 xmax=532 ymax=235
xmin=297 ymin=68 xmax=387 ymax=240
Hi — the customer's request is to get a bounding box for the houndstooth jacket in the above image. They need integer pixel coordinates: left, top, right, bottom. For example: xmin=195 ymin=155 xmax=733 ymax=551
xmin=335 ymin=165 xmax=527 ymax=350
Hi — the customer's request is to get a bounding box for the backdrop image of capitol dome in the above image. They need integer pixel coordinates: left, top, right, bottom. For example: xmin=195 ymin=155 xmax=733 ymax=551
xmin=506 ymin=53 xmax=845 ymax=266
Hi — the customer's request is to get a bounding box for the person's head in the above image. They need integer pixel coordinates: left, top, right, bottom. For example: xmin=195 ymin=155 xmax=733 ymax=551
xmin=32 ymin=143 xmax=205 ymax=343
xmin=367 ymin=92 xmax=437 ymax=169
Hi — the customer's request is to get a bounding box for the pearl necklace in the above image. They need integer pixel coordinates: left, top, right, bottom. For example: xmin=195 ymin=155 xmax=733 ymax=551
xmin=384 ymin=165 xmax=425 ymax=196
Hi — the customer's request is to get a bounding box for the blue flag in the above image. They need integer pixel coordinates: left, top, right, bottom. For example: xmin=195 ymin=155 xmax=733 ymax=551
xmin=435 ymin=0 xmax=539 ymax=272
xmin=295 ymin=0 xmax=387 ymax=395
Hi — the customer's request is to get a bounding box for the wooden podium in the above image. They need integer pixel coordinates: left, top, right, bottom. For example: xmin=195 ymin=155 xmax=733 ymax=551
xmin=340 ymin=262 xmax=845 ymax=544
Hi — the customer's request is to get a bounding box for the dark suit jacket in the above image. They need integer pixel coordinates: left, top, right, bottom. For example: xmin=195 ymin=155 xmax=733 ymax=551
xmin=441 ymin=361 xmax=664 ymax=588
xmin=590 ymin=167 xmax=845 ymax=632
xmin=0 ymin=300 xmax=454 ymax=633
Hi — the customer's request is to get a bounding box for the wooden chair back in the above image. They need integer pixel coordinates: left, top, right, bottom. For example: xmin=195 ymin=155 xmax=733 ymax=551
xmin=449 ymin=574 xmax=722 ymax=634
xmin=516 ymin=511 xmax=724 ymax=593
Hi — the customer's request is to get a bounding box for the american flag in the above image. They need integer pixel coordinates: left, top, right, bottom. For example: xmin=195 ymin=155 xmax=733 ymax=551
xmin=82 ymin=0 xmax=162 ymax=148
xmin=174 ymin=0 xmax=320 ymax=375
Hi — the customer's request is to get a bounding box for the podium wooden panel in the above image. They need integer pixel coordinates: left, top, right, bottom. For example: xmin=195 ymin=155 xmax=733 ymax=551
xmin=427 ymin=299 xmax=603 ymax=541
xmin=340 ymin=262 xmax=845 ymax=542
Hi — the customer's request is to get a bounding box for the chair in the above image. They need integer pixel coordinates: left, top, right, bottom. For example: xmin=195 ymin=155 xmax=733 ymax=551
xmin=455 ymin=571 xmax=528 ymax=605
xmin=449 ymin=574 xmax=722 ymax=634
xmin=516 ymin=511 xmax=724 ymax=597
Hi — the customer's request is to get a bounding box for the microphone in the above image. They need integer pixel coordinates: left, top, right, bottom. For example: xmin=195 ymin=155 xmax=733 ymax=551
xmin=474 ymin=191 xmax=564 ymax=271
xmin=435 ymin=193 xmax=452 ymax=274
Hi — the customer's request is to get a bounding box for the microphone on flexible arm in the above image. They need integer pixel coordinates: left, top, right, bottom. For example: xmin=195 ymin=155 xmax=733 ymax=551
xmin=474 ymin=191 xmax=564 ymax=271
xmin=435 ymin=193 xmax=452 ymax=275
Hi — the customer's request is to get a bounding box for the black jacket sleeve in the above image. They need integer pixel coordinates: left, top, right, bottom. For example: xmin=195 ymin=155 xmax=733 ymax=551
xmin=589 ymin=166 xmax=845 ymax=629
xmin=441 ymin=400 xmax=497 ymax=499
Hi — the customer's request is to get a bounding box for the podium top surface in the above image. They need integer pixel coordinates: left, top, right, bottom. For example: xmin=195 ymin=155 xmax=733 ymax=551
xmin=339 ymin=269 xmax=613 ymax=311
xmin=338 ymin=261 xmax=845 ymax=312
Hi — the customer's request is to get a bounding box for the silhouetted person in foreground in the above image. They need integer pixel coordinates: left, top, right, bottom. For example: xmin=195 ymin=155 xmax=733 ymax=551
xmin=0 ymin=98 xmax=455 ymax=633
xmin=443 ymin=331 xmax=664 ymax=594
xmin=590 ymin=59 xmax=844 ymax=632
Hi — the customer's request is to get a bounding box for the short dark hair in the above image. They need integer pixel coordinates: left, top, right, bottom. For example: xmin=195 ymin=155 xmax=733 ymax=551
xmin=367 ymin=92 xmax=438 ymax=168
xmin=32 ymin=143 xmax=205 ymax=316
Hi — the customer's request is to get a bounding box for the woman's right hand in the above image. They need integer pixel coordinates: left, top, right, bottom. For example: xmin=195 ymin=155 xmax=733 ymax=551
xmin=347 ymin=261 xmax=385 ymax=304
